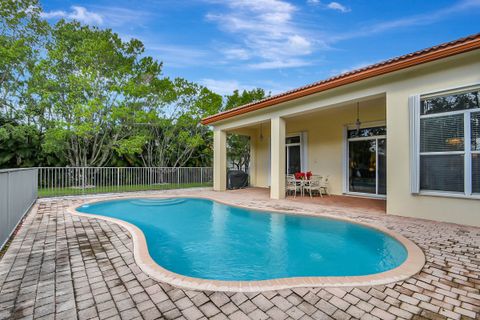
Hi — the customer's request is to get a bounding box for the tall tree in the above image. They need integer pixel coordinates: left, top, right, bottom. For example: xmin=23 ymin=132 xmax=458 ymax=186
xmin=29 ymin=21 xmax=161 ymax=167
xmin=0 ymin=0 xmax=49 ymax=168
xmin=135 ymin=78 xmax=222 ymax=167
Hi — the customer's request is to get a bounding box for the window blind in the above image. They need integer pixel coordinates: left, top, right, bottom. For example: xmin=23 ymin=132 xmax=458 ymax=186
xmin=420 ymin=115 xmax=464 ymax=152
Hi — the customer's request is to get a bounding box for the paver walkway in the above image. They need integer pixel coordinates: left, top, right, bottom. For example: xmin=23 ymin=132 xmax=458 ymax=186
xmin=0 ymin=189 xmax=479 ymax=320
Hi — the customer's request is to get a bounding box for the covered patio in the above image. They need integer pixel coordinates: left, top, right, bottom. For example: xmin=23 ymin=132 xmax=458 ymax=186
xmin=214 ymin=93 xmax=387 ymax=201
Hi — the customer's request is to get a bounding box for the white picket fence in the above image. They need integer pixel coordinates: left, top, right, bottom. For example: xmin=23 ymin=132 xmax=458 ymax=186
xmin=38 ymin=167 xmax=213 ymax=197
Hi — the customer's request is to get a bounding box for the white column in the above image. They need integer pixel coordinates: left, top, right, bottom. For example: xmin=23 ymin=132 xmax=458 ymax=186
xmin=213 ymin=129 xmax=227 ymax=191
xmin=270 ymin=116 xmax=286 ymax=199
xmin=249 ymin=133 xmax=257 ymax=187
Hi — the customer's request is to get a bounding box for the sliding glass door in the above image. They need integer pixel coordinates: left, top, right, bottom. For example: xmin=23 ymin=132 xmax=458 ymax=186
xmin=347 ymin=126 xmax=386 ymax=196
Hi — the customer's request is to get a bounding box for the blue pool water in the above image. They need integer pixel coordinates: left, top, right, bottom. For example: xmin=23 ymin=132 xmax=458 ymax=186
xmin=77 ymin=198 xmax=407 ymax=281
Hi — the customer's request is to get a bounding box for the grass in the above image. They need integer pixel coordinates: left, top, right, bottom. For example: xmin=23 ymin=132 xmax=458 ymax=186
xmin=38 ymin=182 xmax=213 ymax=197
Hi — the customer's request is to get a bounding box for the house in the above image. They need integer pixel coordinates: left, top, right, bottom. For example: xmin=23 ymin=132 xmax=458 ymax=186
xmin=202 ymin=33 xmax=480 ymax=227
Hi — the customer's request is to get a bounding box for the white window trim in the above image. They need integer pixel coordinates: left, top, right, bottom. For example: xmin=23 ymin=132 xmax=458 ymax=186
xmin=465 ymin=111 xmax=472 ymax=196
xmin=419 ymin=82 xmax=480 ymax=98
xmin=417 ymin=191 xmax=480 ymax=200
xmin=344 ymin=119 xmax=387 ymax=194
xmin=409 ymin=85 xmax=480 ymax=198
xmin=345 ymin=120 xmax=386 ymax=130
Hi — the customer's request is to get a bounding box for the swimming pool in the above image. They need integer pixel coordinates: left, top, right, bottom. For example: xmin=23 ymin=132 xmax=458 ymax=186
xmin=76 ymin=197 xmax=416 ymax=287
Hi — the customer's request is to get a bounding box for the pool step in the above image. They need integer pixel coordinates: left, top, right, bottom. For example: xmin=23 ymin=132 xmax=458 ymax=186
xmin=131 ymin=198 xmax=186 ymax=206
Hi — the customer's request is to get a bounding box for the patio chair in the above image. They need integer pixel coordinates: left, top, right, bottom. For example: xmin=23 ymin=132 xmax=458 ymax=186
xmin=320 ymin=175 xmax=330 ymax=196
xmin=303 ymin=176 xmax=323 ymax=198
xmin=286 ymin=176 xmax=302 ymax=198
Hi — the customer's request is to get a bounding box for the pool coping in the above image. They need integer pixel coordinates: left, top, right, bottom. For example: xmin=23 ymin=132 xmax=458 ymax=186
xmin=67 ymin=194 xmax=426 ymax=292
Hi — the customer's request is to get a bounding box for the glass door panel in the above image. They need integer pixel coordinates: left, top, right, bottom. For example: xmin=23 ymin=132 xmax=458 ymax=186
xmin=378 ymin=138 xmax=387 ymax=195
xmin=349 ymin=140 xmax=377 ymax=194
xmin=286 ymin=145 xmax=301 ymax=174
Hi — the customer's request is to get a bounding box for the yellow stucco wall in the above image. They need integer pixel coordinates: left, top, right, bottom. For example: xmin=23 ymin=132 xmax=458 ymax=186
xmin=385 ymin=53 xmax=480 ymax=226
xmin=251 ymin=126 xmax=270 ymax=188
xmin=216 ymin=50 xmax=480 ymax=226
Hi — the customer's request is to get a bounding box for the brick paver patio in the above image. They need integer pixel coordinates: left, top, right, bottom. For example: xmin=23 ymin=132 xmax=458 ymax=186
xmin=0 ymin=189 xmax=479 ymax=320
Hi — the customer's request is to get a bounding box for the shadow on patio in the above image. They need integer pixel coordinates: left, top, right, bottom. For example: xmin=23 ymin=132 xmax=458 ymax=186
xmin=224 ymin=187 xmax=386 ymax=215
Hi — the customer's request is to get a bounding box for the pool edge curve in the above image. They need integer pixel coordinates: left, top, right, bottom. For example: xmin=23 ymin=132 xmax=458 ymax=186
xmin=67 ymin=195 xmax=426 ymax=293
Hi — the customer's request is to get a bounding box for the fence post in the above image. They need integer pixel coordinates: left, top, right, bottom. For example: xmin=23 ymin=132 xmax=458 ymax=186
xmin=117 ymin=167 xmax=120 ymax=190
xmin=6 ymin=171 xmax=10 ymax=235
xmin=34 ymin=168 xmax=38 ymax=199
xmin=177 ymin=168 xmax=180 ymax=186
xmin=200 ymin=168 xmax=203 ymax=185
xmin=82 ymin=167 xmax=85 ymax=195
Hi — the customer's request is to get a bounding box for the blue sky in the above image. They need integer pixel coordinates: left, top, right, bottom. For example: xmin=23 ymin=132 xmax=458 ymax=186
xmin=39 ymin=0 xmax=480 ymax=96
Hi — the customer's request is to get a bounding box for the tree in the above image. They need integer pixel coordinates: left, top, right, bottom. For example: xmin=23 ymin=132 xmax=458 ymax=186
xmin=0 ymin=0 xmax=47 ymax=119
xmin=0 ymin=2 xmax=267 ymax=170
xmin=0 ymin=116 xmax=38 ymax=167
xmin=29 ymin=21 xmax=161 ymax=167
xmin=224 ymin=89 xmax=268 ymax=172
xmin=134 ymin=78 xmax=222 ymax=167
xmin=0 ymin=0 xmax=52 ymax=168
xmin=224 ymin=88 xmax=267 ymax=111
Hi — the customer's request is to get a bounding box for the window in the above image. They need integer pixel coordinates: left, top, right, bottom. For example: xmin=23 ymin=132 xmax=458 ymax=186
xmin=285 ymin=133 xmax=308 ymax=174
xmin=410 ymin=87 xmax=480 ymax=196
xmin=347 ymin=126 xmax=386 ymax=139
xmin=286 ymin=136 xmax=300 ymax=144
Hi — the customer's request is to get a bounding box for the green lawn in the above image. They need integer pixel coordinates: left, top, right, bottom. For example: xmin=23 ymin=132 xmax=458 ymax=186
xmin=38 ymin=182 xmax=213 ymax=197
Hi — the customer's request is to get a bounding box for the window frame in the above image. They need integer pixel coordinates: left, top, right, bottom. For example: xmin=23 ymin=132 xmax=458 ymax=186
xmin=342 ymin=120 xmax=387 ymax=198
xmin=410 ymin=84 xmax=480 ymax=199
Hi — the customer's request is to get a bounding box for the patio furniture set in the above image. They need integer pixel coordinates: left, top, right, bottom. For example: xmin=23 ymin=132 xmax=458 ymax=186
xmin=286 ymin=173 xmax=330 ymax=198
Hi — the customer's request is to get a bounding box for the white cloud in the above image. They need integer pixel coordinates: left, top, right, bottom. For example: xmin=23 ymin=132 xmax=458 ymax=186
xmin=331 ymin=0 xmax=480 ymax=41
xmin=200 ymin=78 xmax=255 ymax=95
xmin=307 ymin=0 xmax=350 ymax=13
xmin=222 ymin=48 xmax=251 ymax=60
xmin=89 ymin=6 xmax=150 ymax=27
xmin=147 ymin=44 xmax=211 ymax=68
xmin=248 ymin=59 xmax=311 ymax=70
xmin=41 ymin=5 xmax=151 ymax=27
xmin=42 ymin=6 xmax=103 ymax=25
xmin=326 ymin=2 xmax=350 ymax=13
xmin=41 ymin=10 xmax=66 ymax=19
xmin=206 ymin=0 xmax=315 ymax=69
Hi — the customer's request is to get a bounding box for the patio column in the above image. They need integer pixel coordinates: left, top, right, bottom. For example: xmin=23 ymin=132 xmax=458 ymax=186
xmin=249 ymin=134 xmax=257 ymax=186
xmin=213 ymin=129 xmax=227 ymax=191
xmin=270 ymin=116 xmax=286 ymax=199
